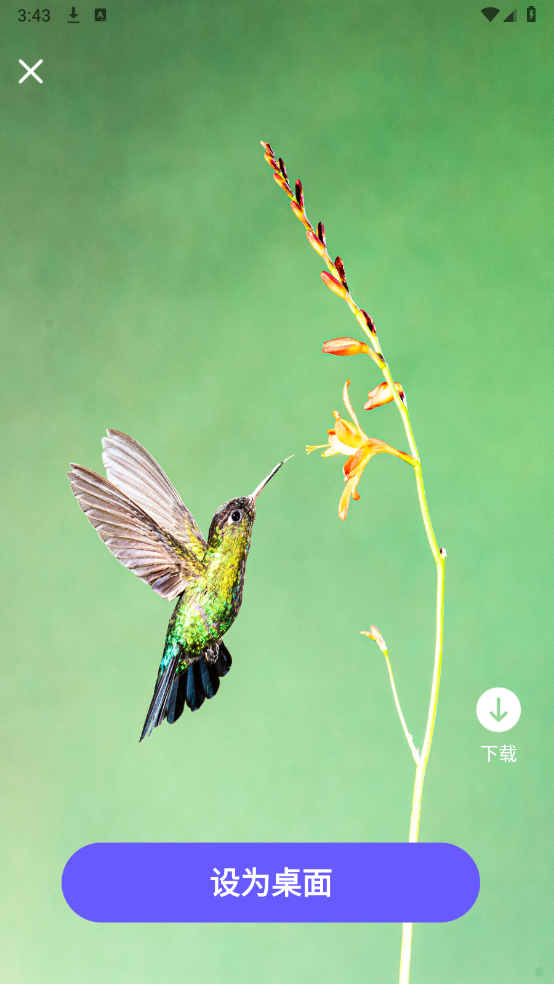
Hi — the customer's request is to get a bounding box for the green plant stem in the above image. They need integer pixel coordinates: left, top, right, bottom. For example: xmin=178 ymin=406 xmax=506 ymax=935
xmin=361 ymin=325 xmax=447 ymax=984
xmin=399 ymin=550 xmax=445 ymax=984
xmin=368 ymin=351 xmax=446 ymax=984
xmin=382 ymin=650 xmax=420 ymax=766
xmin=359 ymin=314 xmax=447 ymax=984
xmin=262 ymin=147 xmax=446 ymax=984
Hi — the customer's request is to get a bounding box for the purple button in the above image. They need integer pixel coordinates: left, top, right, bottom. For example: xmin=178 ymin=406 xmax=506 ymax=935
xmin=62 ymin=842 xmax=479 ymax=923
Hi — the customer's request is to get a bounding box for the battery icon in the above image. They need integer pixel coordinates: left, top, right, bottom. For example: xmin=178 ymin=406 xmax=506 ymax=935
xmin=527 ymin=5 xmax=537 ymax=20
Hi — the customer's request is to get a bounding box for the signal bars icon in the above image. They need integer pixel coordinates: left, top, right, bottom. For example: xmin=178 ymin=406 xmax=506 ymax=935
xmin=481 ymin=6 xmax=537 ymax=19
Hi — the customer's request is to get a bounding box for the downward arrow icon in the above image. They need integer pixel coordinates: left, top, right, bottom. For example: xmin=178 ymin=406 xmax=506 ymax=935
xmin=477 ymin=688 xmax=520 ymax=731
xmin=489 ymin=697 xmax=508 ymax=722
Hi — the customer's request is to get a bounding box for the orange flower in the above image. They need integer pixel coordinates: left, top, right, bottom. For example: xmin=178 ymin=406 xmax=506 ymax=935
xmin=307 ymin=381 xmax=416 ymax=520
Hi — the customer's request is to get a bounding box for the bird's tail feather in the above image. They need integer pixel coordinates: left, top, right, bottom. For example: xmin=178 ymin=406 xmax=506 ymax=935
xmin=139 ymin=642 xmax=232 ymax=741
xmin=139 ymin=656 xmax=178 ymax=742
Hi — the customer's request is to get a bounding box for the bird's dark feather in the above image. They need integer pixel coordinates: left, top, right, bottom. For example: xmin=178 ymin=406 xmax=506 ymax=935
xmin=199 ymin=656 xmax=219 ymax=699
xmin=139 ymin=656 xmax=179 ymax=741
xmin=166 ymin=671 xmax=188 ymax=724
xmin=215 ymin=641 xmax=233 ymax=677
xmin=149 ymin=641 xmax=233 ymax=732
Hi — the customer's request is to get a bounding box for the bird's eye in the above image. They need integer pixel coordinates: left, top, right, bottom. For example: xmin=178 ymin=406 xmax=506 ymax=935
xmin=230 ymin=509 xmax=242 ymax=523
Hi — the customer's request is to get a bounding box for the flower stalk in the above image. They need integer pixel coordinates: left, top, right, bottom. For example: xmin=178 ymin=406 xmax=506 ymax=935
xmin=262 ymin=141 xmax=447 ymax=984
xmin=361 ymin=628 xmax=420 ymax=766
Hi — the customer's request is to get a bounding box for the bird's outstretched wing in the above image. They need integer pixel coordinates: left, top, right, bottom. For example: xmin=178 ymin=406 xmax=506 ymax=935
xmin=68 ymin=465 xmax=205 ymax=600
xmin=101 ymin=429 xmax=207 ymax=561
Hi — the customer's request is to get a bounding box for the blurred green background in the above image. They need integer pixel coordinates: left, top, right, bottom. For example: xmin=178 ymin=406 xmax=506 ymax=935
xmin=1 ymin=1 xmax=552 ymax=981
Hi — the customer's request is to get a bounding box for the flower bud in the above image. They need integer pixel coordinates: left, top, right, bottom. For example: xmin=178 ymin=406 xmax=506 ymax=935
xmin=322 ymin=337 xmax=370 ymax=356
xmin=291 ymin=200 xmax=311 ymax=230
xmin=273 ymin=171 xmax=289 ymax=191
xmin=361 ymin=625 xmax=387 ymax=653
xmin=356 ymin=309 xmax=377 ymax=335
xmin=295 ymin=179 xmax=304 ymax=208
xmin=364 ymin=381 xmax=405 ymax=411
xmin=307 ymin=229 xmax=327 ymax=257
xmin=321 ymin=271 xmax=348 ymax=299
xmin=334 ymin=256 xmax=348 ymax=290
xmin=317 ymin=222 xmax=326 ymax=246
xmin=367 ymin=349 xmax=386 ymax=367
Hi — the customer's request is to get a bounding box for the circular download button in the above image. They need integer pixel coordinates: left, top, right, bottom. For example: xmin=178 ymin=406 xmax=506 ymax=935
xmin=476 ymin=688 xmax=521 ymax=732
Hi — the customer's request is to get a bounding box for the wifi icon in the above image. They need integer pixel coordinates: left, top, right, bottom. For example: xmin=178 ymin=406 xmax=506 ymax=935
xmin=481 ymin=6 xmax=500 ymax=19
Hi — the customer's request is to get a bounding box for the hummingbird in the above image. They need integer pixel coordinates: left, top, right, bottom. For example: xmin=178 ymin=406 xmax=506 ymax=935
xmin=67 ymin=430 xmax=290 ymax=741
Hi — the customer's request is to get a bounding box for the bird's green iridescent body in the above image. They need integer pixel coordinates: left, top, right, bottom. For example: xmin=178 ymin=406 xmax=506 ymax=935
xmin=161 ymin=505 xmax=252 ymax=673
xmin=67 ymin=426 xmax=289 ymax=738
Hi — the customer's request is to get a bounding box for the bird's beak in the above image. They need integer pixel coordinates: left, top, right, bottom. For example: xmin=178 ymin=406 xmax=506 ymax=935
xmin=249 ymin=455 xmax=293 ymax=503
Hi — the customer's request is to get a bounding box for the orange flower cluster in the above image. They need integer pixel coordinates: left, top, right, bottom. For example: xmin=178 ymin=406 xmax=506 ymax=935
xmin=261 ymin=141 xmax=375 ymax=338
xmin=261 ymin=142 xmax=415 ymax=521
xmin=307 ymin=382 xmax=415 ymax=520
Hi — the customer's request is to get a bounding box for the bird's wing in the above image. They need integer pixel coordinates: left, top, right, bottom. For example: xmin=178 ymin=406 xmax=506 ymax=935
xmin=68 ymin=465 xmax=205 ymax=600
xmin=101 ymin=429 xmax=207 ymax=560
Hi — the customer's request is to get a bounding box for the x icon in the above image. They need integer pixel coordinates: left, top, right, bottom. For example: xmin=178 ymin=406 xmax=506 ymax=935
xmin=19 ymin=59 xmax=43 ymax=84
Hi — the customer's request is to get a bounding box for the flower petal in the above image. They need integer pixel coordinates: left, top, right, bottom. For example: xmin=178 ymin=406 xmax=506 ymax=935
xmin=342 ymin=447 xmax=369 ymax=480
xmin=341 ymin=380 xmax=362 ymax=431
xmin=338 ymin=474 xmax=362 ymax=520
xmin=356 ymin=435 xmax=417 ymax=466
xmin=334 ymin=415 xmax=365 ymax=449
xmin=343 ymin=437 xmax=416 ymax=480
xmin=327 ymin=432 xmax=354 ymax=455
xmin=368 ymin=438 xmax=416 ymax=466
